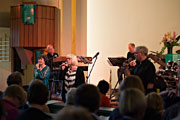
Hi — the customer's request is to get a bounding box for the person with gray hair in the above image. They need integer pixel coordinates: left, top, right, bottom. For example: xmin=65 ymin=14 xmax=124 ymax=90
xmin=65 ymin=88 xmax=77 ymax=105
xmin=124 ymin=46 xmax=156 ymax=94
xmin=59 ymin=54 xmax=85 ymax=102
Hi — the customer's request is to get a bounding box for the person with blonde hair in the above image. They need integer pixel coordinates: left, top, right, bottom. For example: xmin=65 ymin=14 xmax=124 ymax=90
xmin=55 ymin=106 xmax=93 ymax=120
xmin=119 ymin=88 xmax=147 ymax=120
xmin=119 ymin=75 xmax=145 ymax=94
xmin=109 ymin=75 xmax=145 ymax=120
xmin=59 ymin=54 xmax=85 ymax=102
xmin=144 ymin=92 xmax=164 ymax=120
xmin=3 ymin=84 xmax=27 ymax=120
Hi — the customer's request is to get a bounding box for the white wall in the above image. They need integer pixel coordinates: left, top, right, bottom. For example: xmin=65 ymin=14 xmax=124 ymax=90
xmin=87 ymin=0 xmax=180 ymax=86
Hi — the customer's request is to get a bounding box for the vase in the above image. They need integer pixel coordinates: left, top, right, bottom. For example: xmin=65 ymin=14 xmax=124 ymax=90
xmin=167 ymin=46 xmax=173 ymax=54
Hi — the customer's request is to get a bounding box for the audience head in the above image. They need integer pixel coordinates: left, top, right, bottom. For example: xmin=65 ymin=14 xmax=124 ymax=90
xmin=0 ymin=100 xmax=6 ymax=120
xmin=74 ymin=84 xmax=100 ymax=113
xmin=128 ymin=43 xmax=135 ymax=53
xmin=55 ymin=106 xmax=93 ymax=120
xmin=119 ymin=75 xmax=145 ymax=94
xmin=7 ymin=71 xmax=23 ymax=86
xmin=47 ymin=44 xmax=54 ymax=55
xmin=66 ymin=88 xmax=77 ymax=105
xmin=28 ymin=80 xmax=49 ymax=105
xmin=119 ymin=88 xmax=147 ymax=120
xmin=97 ymin=80 xmax=109 ymax=94
xmin=66 ymin=54 xmax=78 ymax=66
xmin=146 ymin=92 xmax=164 ymax=113
xmin=3 ymin=84 xmax=27 ymax=107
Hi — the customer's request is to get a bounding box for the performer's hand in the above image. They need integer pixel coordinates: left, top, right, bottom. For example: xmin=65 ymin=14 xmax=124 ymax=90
xmin=129 ymin=60 xmax=136 ymax=66
xmin=61 ymin=66 xmax=65 ymax=70
xmin=60 ymin=62 xmax=67 ymax=70
xmin=123 ymin=62 xmax=129 ymax=69
xmin=168 ymin=89 xmax=176 ymax=98
xmin=36 ymin=64 xmax=40 ymax=69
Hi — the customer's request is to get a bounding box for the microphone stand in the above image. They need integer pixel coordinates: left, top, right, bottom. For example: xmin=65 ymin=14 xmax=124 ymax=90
xmin=109 ymin=66 xmax=125 ymax=100
xmin=49 ymin=56 xmax=58 ymax=99
xmin=49 ymin=56 xmax=54 ymax=100
xmin=87 ymin=56 xmax=98 ymax=83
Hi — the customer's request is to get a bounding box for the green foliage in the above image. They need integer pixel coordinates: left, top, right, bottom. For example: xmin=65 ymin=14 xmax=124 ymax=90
xmin=159 ymin=35 xmax=180 ymax=54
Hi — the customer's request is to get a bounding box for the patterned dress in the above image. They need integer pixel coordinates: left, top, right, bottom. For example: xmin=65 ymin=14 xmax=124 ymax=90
xmin=64 ymin=67 xmax=77 ymax=93
xmin=34 ymin=65 xmax=50 ymax=89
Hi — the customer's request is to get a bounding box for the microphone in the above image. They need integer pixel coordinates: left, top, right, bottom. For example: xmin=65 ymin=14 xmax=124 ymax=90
xmin=93 ymin=52 xmax=100 ymax=59
xmin=60 ymin=61 xmax=67 ymax=66
xmin=54 ymin=54 xmax=58 ymax=58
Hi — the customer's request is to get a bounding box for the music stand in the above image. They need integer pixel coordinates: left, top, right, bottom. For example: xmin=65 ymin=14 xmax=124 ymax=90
xmin=107 ymin=57 xmax=126 ymax=100
xmin=49 ymin=57 xmax=65 ymax=99
xmin=108 ymin=57 xmax=126 ymax=67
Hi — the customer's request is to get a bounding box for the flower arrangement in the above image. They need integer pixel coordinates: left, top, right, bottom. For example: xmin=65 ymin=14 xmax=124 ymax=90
xmin=159 ymin=32 xmax=180 ymax=54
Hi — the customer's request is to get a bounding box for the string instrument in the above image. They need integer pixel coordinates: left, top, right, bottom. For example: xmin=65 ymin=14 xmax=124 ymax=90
xmin=148 ymin=53 xmax=166 ymax=68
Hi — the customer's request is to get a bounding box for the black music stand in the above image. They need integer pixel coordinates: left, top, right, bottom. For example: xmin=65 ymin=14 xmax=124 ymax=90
xmin=108 ymin=57 xmax=126 ymax=100
xmin=49 ymin=58 xmax=63 ymax=99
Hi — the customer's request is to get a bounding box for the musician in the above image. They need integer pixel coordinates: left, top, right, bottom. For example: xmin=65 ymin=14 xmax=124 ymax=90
xmin=127 ymin=43 xmax=135 ymax=60
xmin=127 ymin=43 xmax=136 ymax=69
xmin=117 ymin=43 xmax=136 ymax=81
xmin=46 ymin=44 xmax=59 ymax=71
xmin=34 ymin=54 xmax=50 ymax=89
xmin=124 ymin=46 xmax=156 ymax=94
xmin=59 ymin=54 xmax=85 ymax=102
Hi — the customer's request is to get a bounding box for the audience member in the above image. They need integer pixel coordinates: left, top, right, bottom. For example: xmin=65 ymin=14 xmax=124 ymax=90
xmin=118 ymin=88 xmax=147 ymax=120
xmin=109 ymin=75 xmax=145 ymax=120
xmin=3 ymin=85 xmax=27 ymax=120
xmin=54 ymin=106 xmax=93 ymax=120
xmin=6 ymin=71 xmax=23 ymax=86
xmin=161 ymin=102 xmax=180 ymax=120
xmin=144 ymin=92 xmax=164 ymax=120
xmin=97 ymin=80 xmax=111 ymax=107
xmin=0 ymin=71 xmax=24 ymax=99
xmin=119 ymin=75 xmax=145 ymax=94
xmin=0 ymin=99 xmax=6 ymax=120
xmin=74 ymin=84 xmax=100 ymax=120
xmin=16 ymin=80 xmax=52 ymax=120
xmin=34 ymin=54 xmax=50 ymax=89
xmin=65 ymin=88 xmax=77 ymax=105
xmin=60 ymin=54 xmax=85 ymax=102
